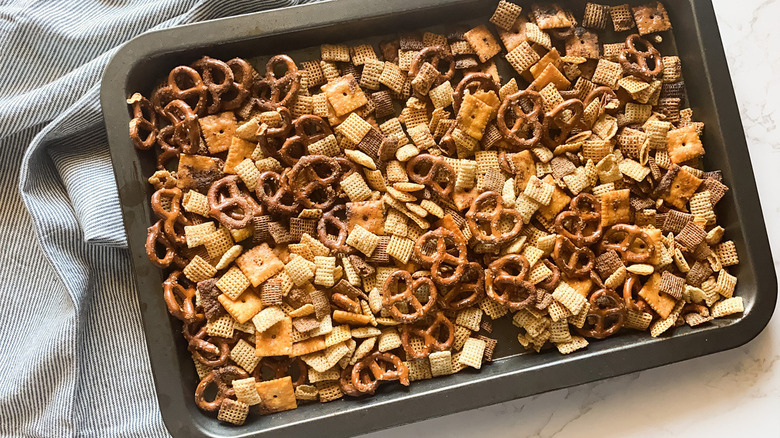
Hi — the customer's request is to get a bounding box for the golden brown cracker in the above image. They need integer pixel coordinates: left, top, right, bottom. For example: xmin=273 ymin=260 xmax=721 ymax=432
xmin=322 ymin=74 xmax=368 ymax=117
xmin=199 ymin=111 xmax=237 ymax=154
xmin=256 ymin=376 xmax=298 ymax=414
xmin=235 ymin=243 xmax=285 ymax=288
xmin=255 ymin=317 xmax=293 ymax=357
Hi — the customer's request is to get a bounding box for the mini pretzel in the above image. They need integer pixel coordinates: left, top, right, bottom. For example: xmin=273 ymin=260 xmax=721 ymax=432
xmin=439 ymin=262 xmax=485 ymax=310
xmin=382 ymin=270 xmax=437 ymax=323
xmin=151 ymin=65 xmax=209 ymax=116
xmin=485 ymin=254 xmax=536 ymax=310
xmin=541 ymin=99 xmax=585 ymax=149
xmin=256 ymin=171 xmax=301 ymax=217
xmin=452 ymin=72 xmax=500 ymax=113
xmin=623 ymin=273 xmax=650 ymax=313
xmin=163 ymin=270 xmax=203 ymax=322
xmin=151 ymin=187 xmax=190 ymax=246
xmin=155 ymin=126 xmax=181 ymax=170
xmin=191 ymin=57 xmax=235 ymax=114
xmin=340 ymin=365 xmax=365 ymax=397
xmin=406 ymin=154 xmax=456 ymax=198
xmin=536 ymin=259 xmax=561 ymax=292
xmin=163 ymin=99 xmax=201 ymax=155
xmin=599 ymin=224 xmax=656 ymax=263
xmin=277 ymin=115 xmax=333 ymax=166
xmin=497 ymin=90 xmax=543 ymax=150
xmin=223 ymin=57 xmax=255 ymax=110
xmin=350 ymin=351 xmax=409 ymax=395
xmin=146 ymin=220 xmax=185 ymax=269
xmin=554 ymin=193 xmax=602 ymax=247
xmin=576 ymin=288 xmax=626 ymax=339
xmin=400 ymin=311 xmax=455 ymax=360
xmin=409 ymin=46 xmax=455 ymax=86
xmin=583 ymin=86 xmax=619 ymax=113
xmin=619 ymin=34 xmax=664 ymax=81
xmin=553 ymin=236 xmax=596 ymax=278
xmin=128 ymin=94 xmax=157 ymax=150
xmin=414 ymin=227 xmax=469 ymax=286
xmin=194 ymin=365 xmax=249 ymax=412
xmin=466 ymin=191 xmax=524 ymax=245
xmin=287 ymin=155 xmax=341 ymax=210
xmin=318 ymin=204 xmax=355 ymax=254
xmin=183 ymin=322 xmax=231 ymax=367
xmin=208 ymin=176 xmax=256 ymax=229
xmin=264 ymin=55 xmax=301 ymax=108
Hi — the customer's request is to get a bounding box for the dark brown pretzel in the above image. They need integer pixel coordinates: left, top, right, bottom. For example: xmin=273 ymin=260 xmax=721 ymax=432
xmin=191 ymin=56 xmax=235 ymax=114
xmin=128 ymin=94 xmax=157 ymax=150
xmin=439 ymin=262 xmax=485 ymax=310
xmin=318 ymin=204 xmax=355 ymax=254
xmin=382 ymin=270 xmax=437 ymax=323
xmin=163 ymin=270 xmax=203 ymax=322
xmin=452 ymin=72 xmax=500 ymax=113
xmin=340 ymin=365 xmax=365 ymax=397
xmin=409 ymin=46 xmax=455 ymax=86
xmin=255 ymin=171 xmax=301 ymax=217
xmin=599 ymin=224 xmax=656 ymax=263
xmin=276 ymin=115 xmax=333 ymax=166
xmin=406 ymin=154 xmax=456 ymax=198
xmin=264 ymin=55 xmax=301 ymax=108
xmin=151 ymin=65 xmax=209 ymax=116
xmin=163 ymin=99 xmax=201 ymax=155
xmin=620 ymin=34 xmax=664 ymax=81
xmin=553 ymin=235 xmax=596 ymax=278
xmin=576 ymin=288 xmax=626 ymax=339
xmin=485 ymin=254 xmax=536 ymax=310
xmin=400 ymin=311 xmax=455 ymax=360
xmin=287 ymin=155 xmax=341 ymax=210
xmin=207 ymin=175 xmax=255 ymax=229
xmin=554 ymin=194 xmax=602 ymax=247
xmin=155 ymin=126 xmax=180 ymax=170
xmin=536 ymin=259 xmax=561 ymax=292
xmin=146 ymin=220 xmax=185 ymax=268
xmin=194 ymin=366 xmax=249 ymax=412
xmin=183 ymin=322 xmax=231 ymax=367
xmin=223 ymin=57 xmax=255 ymax=110
xmin=541 ymin=99 xmax=585 ymax=149
xmin=497 ymin=90 xmax=543 ymax=150
xmin=466 ymin=191 xmax=524 ymax=245
xmin=414 ymin=227 xmax=469 ymax=286
xmin=583 ymin=86 xmax=619 ymax=114
xmin=623 ymin=273 xmax=650 ymax=313
xmin=150 ymin=187 xmax=190 ymax=246
xmin=350 ymin=352 xmax=409 ymax=395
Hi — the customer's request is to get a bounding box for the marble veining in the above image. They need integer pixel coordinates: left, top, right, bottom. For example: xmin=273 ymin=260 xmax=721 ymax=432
xmin=361 ymin=1 xmax=780 ymax=436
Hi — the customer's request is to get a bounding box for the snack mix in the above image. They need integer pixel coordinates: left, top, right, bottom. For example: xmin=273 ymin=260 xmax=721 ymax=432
xmin=128 ymin=0 xmax=742 ymax=425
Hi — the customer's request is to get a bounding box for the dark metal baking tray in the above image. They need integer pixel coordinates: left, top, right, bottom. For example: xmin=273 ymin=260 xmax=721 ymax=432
xmin=100 ymin=0 xmax=776 ymax=436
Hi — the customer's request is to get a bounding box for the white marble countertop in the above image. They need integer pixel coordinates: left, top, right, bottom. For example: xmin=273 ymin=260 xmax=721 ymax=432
xmin=364 ymin=1 xmax=780 ymax=436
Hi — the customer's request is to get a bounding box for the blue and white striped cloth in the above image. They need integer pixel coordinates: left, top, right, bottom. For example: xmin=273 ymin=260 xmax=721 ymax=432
xmin=0 ymin=1 xmax=316 ymax=436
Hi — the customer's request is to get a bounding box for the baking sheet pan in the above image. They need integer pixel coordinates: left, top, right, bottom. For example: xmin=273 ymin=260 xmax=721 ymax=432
xmin=100 ymin=0 xmax=776 ymax=436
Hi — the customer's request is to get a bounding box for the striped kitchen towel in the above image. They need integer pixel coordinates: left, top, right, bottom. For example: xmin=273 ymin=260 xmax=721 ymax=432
xmin=0 ymin=1 xmax=318 ymax=436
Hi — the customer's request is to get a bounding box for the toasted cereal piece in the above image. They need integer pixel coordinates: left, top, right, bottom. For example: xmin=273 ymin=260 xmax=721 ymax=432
xmin=554 ymin=335 xmax=587 ymax=355
xmin=252 ymin=306 xmax=286 ymax=333
xmin=479 ymin=296 xmax=509 ymax=320
xmin=459 ymin=337 xmax=486 ymax=369
xmin=591 ymin=59 xmax=622 ymax=89
xmin=230 ymin=339 xmax=261 ymax=374
xmin=232 ymin=377 xmax=262 ymax=406
xmin=505 ymin=41 xmax=540 ymax=75
xmin=552 ymin=282 xmax=587 ymax=315
xmin=490 ymin=0 xmax=523 ymax=31
xmin=284 ymin=255 xmax=315 ymax=287
xmin=206 ymin=313 xmax=236 ymax=338
xmin=711 ymin=296 xmax=744 ymax=318
xmin=336 ymin=113 xmax=373 ymax=145
xmin=377 ymin=328 xmax=402 ymax=352
xmin=428 ymin=350 xmax=454 ymax=377
xmin=217 ymin=399 xmax=249 ymax=425
xmin=379 ymin=61 xmax=406 ymax=94
xmin=182 ymin=191 xmax=210 ymax=218
xmin=523 ymin=176 xmax=554 ymax=206
xmin=320 ymin=43 xmax=350 ymax=62
xmin=714 ymin=241 xmax=739 ymax=267
xmin=183 ymin=255 xmax=217 ymax=283
xmin=610 ymin=4 xmax=635 ymax=31
xmin=386 ymin=234 xmax=414 ymax=264
xmin=202 ymin=227 xmax=234 ymax=261
xmin=185 ymin=222 xmax=217 ymax=249
xmin=405 ymin=358 xmax=433 ymax=382
xmin=716 ymin=269 xmax=737 ymax=298
xmin=583 ymin=3 xmax=610 ymax=29
xmin=455 ymin=307 xmax=483 ymax=331
xmin=345 ymin=225 xmax=380 ymax=257
xmin=350 ymin=43 xmax=377 ymax=65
